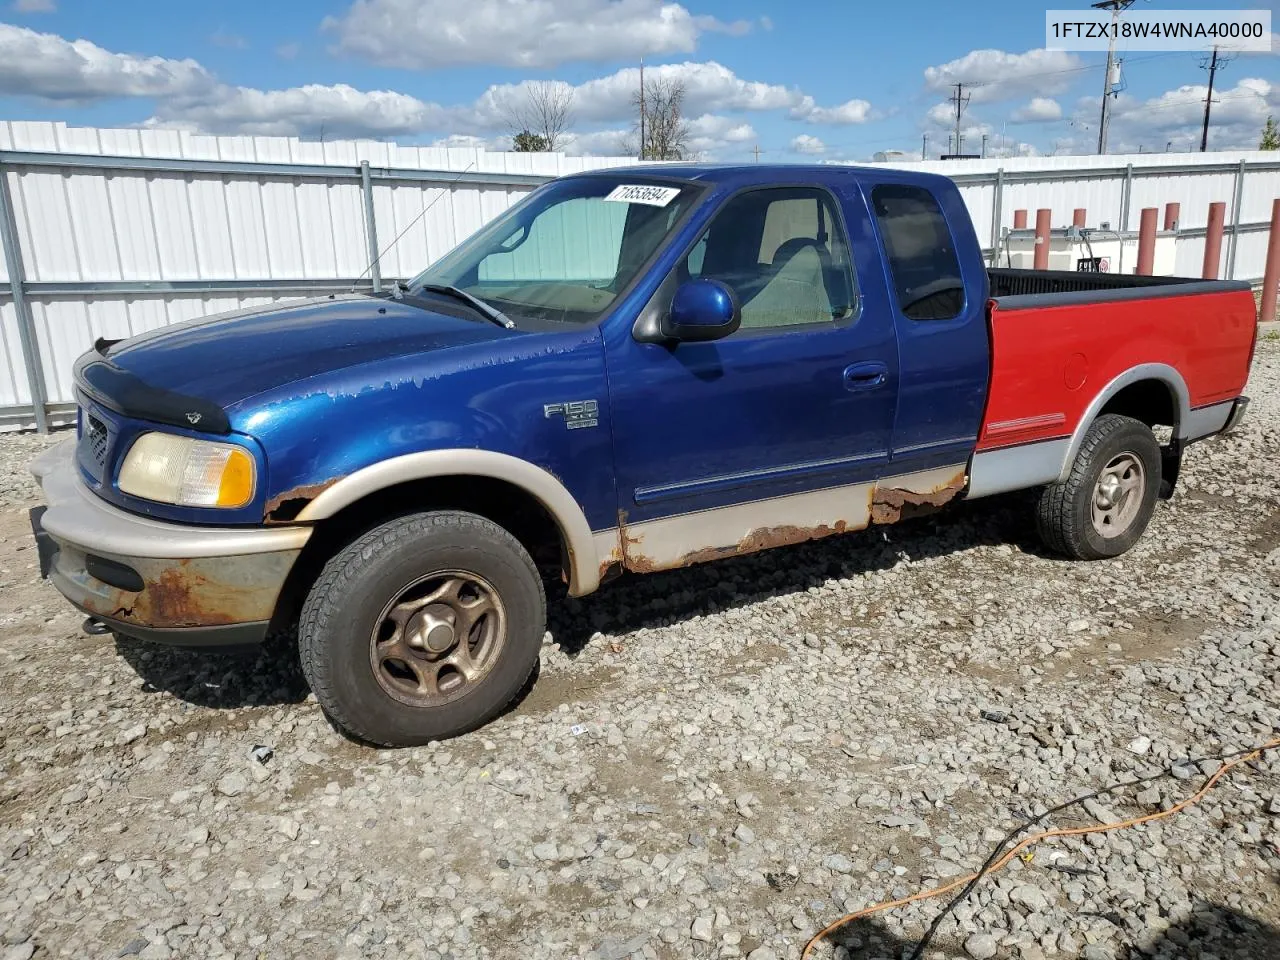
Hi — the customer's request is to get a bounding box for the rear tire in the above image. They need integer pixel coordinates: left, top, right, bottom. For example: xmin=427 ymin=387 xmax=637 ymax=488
xmin=299 ymin=510 xmax=545 ymax=747
xmin=1035 ymin=414 xmax=1161 ymax=561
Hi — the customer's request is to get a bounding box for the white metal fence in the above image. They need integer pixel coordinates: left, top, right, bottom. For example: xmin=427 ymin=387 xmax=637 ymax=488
xmin=1 ymin=121 xmax=1277 ymax=431
xmin=869 ymin=151 xmax=1280 ymax=284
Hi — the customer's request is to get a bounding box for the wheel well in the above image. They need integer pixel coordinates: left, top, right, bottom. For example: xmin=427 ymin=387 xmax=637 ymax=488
xmin=1098 ymin=379 xmax=1178 ymax=432
xmin=268 ymin=476 xmax=565 ymax=635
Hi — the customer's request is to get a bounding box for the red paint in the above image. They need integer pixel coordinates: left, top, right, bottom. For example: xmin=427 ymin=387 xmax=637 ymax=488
xmin=1136 ymin=208 xmax=1158 ymax=276
xmin=1033 ymin=209 xmax=1051 ymax=270
xmin=1013 ymin=209 xmax=1027 ymax=229
xmin=1163 ymin=202 xmax=1180 ymax=231
xmin=1203 ymin=201 xmax=1226 ymax=279
xmin=977 ymin=288 xmax=1258 ymax=452
xmin=1072 ymin=208 xmax=1087 ymax=228
xmin=1261 ymin=198 xmax=1280 ymax=325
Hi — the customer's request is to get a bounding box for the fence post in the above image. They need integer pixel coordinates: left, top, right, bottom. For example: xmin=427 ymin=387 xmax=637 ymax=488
xmin=989 ymin=168 xmax=1004 ymax=267
xmin=1073 ymin=208 xmax=1087 ymax=227
xmin=1203 ymin=201 xmax=1226 ymax=279
xmin=1136 ymin=208 xmax=1158 ymax=276
xmin=359 ymin=160 xmax=382 ymax=294
xmin=1163 ymin=202 xmax=1180 ymax=231
xmin=0 ymin=162 xmax=49 ymax=433
xmin=1260 ymin=198 xmax=1280 ymax=325
xmin=1226 ymin=158 xmax=1246 ymax=281
xmin=1013 ymin=209 xmax=1027 ymax=229
xmin=1119 ymin=163 xmax=1133 ymax=232
xmin=1034 ymin=208 xmax=1052 ymax=270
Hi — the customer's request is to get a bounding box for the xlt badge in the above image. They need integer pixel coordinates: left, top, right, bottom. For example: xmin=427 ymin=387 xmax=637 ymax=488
xmin=544 ymin=400 xmax=599 ymax=430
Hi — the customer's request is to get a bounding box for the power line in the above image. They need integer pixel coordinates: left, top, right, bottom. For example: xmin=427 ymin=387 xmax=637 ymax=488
xmin=1093 ymin=0 xmax=1135 ymax=153
xmin=1199 ymin=45 xmax=1234 ymax=151
xmin=950 ymin=83 xmax=971 ymax=155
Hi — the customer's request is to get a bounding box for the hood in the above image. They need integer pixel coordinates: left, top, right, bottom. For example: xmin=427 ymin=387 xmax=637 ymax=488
xmin=92 ymin=294 xmax=512 ymax=412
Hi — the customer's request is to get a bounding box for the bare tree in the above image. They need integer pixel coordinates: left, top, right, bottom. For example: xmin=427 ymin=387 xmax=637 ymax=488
xmin=631 ymin=77 xmax=690 ymax=161
xmin=503 ymin=81 xmax=574 ymax=152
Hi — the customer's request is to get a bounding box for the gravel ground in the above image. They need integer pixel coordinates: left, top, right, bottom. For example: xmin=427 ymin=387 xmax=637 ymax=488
xmin=3 ymin=344 xmax=1280 ymax=960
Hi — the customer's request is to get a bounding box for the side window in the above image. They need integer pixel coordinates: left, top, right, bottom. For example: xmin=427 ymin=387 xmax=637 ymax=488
xmin=871 ymin=184 xmax=965 ymax=321
xmin=679 ymin=187 xmax=856 ymax=331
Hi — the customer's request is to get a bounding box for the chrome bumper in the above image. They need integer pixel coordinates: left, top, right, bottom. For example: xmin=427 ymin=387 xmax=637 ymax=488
xmin=1220 ymin=395 xmax=1249 ymax=436
xmin=29 ymin=440 xmax=311 ymax=646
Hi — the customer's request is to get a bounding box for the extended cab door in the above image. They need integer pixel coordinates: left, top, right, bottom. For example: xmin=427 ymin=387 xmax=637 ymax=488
xmin=601 ymin=182 xmax=905 ymax=572
xmin=865 ymin=180 xmax=990 ymax=474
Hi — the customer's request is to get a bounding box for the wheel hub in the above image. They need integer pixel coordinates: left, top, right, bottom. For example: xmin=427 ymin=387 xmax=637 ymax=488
xmin=405 ymin=604 xmax=457 ymax=654
xmin=1090 ymin=452 xmax=1145 ymax=539
xmin=368 ymin=570 xmax=507 ymax=707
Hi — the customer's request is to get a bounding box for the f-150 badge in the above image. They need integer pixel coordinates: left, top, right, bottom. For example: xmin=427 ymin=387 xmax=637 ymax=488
xmin=544 ymin=400 xmax=599 ymax=430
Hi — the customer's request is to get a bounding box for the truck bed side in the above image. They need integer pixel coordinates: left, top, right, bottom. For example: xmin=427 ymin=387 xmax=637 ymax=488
xmin=968 ymin=271 xmax=1256 ymax=498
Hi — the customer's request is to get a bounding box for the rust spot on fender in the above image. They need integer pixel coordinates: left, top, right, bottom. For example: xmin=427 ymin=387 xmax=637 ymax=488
xmin=600 ymin=510 xmax=654 ymax=579
xmin=869 ymin=470 xmax=966 ymax=525
xmin=264 ymin=477 xmax=341 ymax=523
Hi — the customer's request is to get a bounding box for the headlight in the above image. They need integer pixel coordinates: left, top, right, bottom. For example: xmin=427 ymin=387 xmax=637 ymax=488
xmin=118 ymin=433 xmax=256 ymax=508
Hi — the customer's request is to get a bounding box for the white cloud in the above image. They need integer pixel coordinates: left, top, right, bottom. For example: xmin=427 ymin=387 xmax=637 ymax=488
xmin=791 ymin=134 xmax=825 ymax=154
xmin=152 ymin=83 xmax=446 ymax=139
xmin=561 ymin=128 xmax=634 ymax=156
xmin=468 ymin=61 xmax=807 ymax=130
xmin=11 ymin=0 xmax=55 ymax=11
xmin=924 ymin=48 xmax=1083 ymax=103
xmin=275 ymin=42 xmax=301 ymax=60
xmin=1099 ymin=77 xmax=1279 ymax=152
xmin=789 ymin=95 xmax=873 ymax=125
xmin=210 ymin=28 xmax=248 ymax=50
xmin=1011 ymin=97 xmax=1062 ymax=123
xmin=323 ymin=0 xmax=747 ymax=69
xmin=0 ymin=23 xmax=213 ymax=102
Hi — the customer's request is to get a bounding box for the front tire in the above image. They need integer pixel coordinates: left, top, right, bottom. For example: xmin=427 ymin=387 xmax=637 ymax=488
xmin=299 ymin=511 xmax=545 ymax=746
xmin=1035 ymin=414 xmax=1161 ymax=560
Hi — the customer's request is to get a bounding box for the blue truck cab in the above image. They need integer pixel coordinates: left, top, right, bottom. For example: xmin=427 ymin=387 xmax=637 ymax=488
xmin=27 ymin=163 xmax=1016 ymax=745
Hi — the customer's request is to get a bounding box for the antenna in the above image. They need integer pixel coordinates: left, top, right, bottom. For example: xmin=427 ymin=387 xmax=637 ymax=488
xmin=350 ymin=160 xmax=478 ymax=294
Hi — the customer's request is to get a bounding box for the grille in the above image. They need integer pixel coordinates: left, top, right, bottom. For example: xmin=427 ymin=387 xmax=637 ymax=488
xmin=83 ymin=413 xmax=109 ymax=470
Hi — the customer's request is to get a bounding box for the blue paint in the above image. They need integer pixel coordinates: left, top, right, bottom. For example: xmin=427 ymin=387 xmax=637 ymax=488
xmin=665 ymin=278 xmax=740 ymax=341
xmin=73 ymin=164 xmax=991 ymax=538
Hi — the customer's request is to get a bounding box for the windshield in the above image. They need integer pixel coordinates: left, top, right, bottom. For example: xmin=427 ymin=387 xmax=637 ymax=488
xmin=407 ymin=176 xmax=701 ymax=325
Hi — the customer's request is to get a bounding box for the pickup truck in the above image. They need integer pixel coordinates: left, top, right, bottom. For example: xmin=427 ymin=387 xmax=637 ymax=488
xmin=29 ymin=164 xmax=1256 ymax=746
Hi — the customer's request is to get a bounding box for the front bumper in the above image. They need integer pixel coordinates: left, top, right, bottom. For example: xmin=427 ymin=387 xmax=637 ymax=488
xmin=30 ymin=440 xmax=311 ymax=647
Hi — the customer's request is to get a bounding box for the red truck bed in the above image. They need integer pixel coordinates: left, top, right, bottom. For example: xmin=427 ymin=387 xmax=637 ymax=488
xmin=967 ymin=269 xmax=1256 ymax=499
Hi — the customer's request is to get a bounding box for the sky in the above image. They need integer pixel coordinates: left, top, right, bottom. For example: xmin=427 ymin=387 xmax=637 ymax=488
xmin=0 ymin=0 xmax=1276 ymax=161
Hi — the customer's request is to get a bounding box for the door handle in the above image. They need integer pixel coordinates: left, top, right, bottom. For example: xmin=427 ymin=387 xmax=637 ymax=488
xmin=843 ymin=361 xmax=888 ymax=391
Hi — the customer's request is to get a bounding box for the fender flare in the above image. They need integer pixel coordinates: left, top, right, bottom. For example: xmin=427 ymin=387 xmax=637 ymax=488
xmin=293 ymin=449 xmax=602 ymax=597
xmin=1055 ymin=362 xmax=1191 ymax=483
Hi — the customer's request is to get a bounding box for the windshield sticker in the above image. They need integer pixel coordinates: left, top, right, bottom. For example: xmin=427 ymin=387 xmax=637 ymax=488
xmin=603 ymin=184 xmax=681 ymax=207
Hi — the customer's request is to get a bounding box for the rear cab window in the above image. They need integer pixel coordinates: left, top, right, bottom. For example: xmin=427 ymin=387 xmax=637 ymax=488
xmin=871 ymin=184 xmax=966 ymax=321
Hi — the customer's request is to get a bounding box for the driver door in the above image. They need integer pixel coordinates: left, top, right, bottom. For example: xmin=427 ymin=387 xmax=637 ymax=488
xmin=603 ymin=185 xmax=902 ymax=570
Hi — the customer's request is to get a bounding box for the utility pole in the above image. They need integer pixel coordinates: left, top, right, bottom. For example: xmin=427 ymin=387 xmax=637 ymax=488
xmin=752 ymin=144 xmax=761 ymax=163
xmin=922 ymin=133 xmax=928 ymax=160
xmin=1199 ymin=45 xmax=1232 ymax=152
xmin=981 ymin=134 xmax=988 ymax=158
xmin=950 ymin=83 xmax=971 ymax=156
xmin=638 ymin=57 xmax=645 ymax=161
xmin=1093 ymin=0 xmax=1133 ymax=154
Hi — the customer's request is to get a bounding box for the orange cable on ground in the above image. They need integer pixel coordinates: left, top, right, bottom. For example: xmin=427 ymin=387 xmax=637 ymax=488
xmin=801 ymin=737 xmax=1280 ymax=959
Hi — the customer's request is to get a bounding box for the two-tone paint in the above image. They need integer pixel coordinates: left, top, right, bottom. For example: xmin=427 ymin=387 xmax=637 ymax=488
xmin=32 ymin=163 xmax=1257 ymax=646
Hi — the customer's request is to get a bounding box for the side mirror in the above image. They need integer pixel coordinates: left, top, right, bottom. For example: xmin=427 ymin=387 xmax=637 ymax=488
xmin=660 ymin=279 xmax=740 ymax=343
